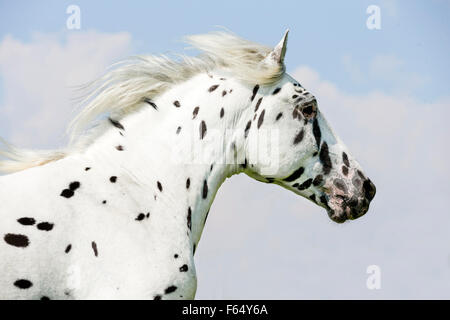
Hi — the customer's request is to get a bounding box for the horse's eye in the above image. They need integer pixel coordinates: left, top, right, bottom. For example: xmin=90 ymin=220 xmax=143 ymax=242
xmin=301 ymin=99 xmax=317 ymax=119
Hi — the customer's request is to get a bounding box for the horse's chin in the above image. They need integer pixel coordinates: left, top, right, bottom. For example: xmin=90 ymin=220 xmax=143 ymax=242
xmin=326 ymin=208 xmax=349 ymax=224
xmin=325 ymin=195 xmax=351 ymax=223
xmin=326 ymin=199 xmax=370 ymax=223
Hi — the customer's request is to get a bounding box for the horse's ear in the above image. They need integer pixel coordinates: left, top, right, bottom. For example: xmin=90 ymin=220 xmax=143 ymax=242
xmin=262 ymin=29 xmax=289 ymax=66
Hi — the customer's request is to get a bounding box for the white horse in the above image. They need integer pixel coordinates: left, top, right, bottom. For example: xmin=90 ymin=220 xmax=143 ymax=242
xmin=0 ymin=30 xmax=376 ymax=299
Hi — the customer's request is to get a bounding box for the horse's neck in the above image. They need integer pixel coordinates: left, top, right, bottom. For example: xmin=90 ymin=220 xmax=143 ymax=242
xmin=82 ymin=71 xmax=252 ymax=247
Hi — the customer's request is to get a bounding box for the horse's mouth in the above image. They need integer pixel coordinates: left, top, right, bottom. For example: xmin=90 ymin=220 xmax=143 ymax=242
xmin=326 ymin=209 xmax=346 ymax=223
xmin=321 ymin=175 xmax=376 ymax=224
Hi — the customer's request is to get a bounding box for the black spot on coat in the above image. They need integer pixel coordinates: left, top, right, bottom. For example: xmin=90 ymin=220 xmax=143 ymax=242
xmin=202 ymin=180 xmax=208 ymax=199
xmin=110 ymin=176 xmax=117 ymax=183
xmin=37 ymin=222 xmax=54 ymax=231
xmin=208 ymin=85 xmax=219 ymax=92
xmin=220 ymin=108 xmax=224 ymax=118
xmin=4 ymin=233 xmax=29 ymax=248
xmin=319 ymin=142 xmax=332 ymax=175
xmin=165 ymin=286 xmax=177 ymax=294
xmin=199 ymin=121 xmax=207 ymax=139
xmin=276 ymin=112 xmax=283 ymax=121
xmin=192 ymin=106 xmax=199 ymax=119
xmin=17 ymin=217 xmax=35 ymax=226
xmin=69 ymin=181 xmax=80 ymax=191
xmin=108 ymin=117 xmax=125 ymax=130
xmin=257 ymin=110 xmax=265 ymax=129
xmin=135 ymin=213 xmax=145 ymax=221
xmin=352 ymin=176 xmax=362 ymax=189
xmin=272 ymin=87 xmax=281 ymax=95
xmin=313 ymin=175 xmax=323 ymax=186
xmin=293 ymin=128 xmax=304 ymax=145
xmin=157 ymin=181 xmax=163 ymax=192
xmin=297 ymin=179 xmax=313 ymax=190
xmin=254 ymin=97 xmax=263 ymax=112
xmin=187 ymin=207 xmax=192 ymax=231
xmin=173 ymin=100 xmax=181 ymax=108
xmin=91 ymin=241 xmax=98 ymax=257
xmin=60 ymin=189 xmax=74 ymax=198
xmin=242 ymin=158 xmax=248 ymax=169
xmin=283 ymin=167 xmax=304 ymax=182
xmin=143 ymin=98 xmax=158 ymax=110
xmin=186 ymin=178 xmax=190 ymax=189
xmin=320 ymin=195 xmax=329 ymax=207
xmin=342 ymin=152 xmax=350 ymax=167
xmin=244 ymin=121 xmax=252 ymax=138
xmin=250 ymin=84 xmax=259 ymax=101
xmin=14 ymin=279 xmax=33 ymax=289
xmin=65 ymin=244 xmax=72 ymax=253
xmin=342 ymin=165 xmax=349 ymax=176
xmin=179 ymin=264 xmax=188 ymax=272
xmin=293 ymin=106 xmax=303 ymax=121
xmin=60 ymin=181 xmax=80 ymax=198
xmin=313 ymin=118 xmax=321 ymax=149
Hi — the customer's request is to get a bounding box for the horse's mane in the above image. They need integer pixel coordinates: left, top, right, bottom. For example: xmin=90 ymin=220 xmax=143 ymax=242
xmin=0 ymin=31 xmax=285 ymax=174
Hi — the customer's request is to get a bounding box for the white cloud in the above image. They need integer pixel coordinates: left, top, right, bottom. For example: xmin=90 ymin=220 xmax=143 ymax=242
xmin=0 ymin=31 xmax=132 ymax=148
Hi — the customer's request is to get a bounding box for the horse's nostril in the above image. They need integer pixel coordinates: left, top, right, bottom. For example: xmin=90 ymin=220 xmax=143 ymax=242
xmin=362 ymin=179 xmax=376 ymax=201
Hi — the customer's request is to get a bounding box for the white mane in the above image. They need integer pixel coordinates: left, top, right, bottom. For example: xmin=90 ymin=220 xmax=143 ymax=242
xmin=0 ymin=31 xmax=285 ymax=174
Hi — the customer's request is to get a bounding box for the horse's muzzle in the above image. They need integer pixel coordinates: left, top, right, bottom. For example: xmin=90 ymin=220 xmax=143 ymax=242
xmin=325 ymin=178 xmax=376 ymax=223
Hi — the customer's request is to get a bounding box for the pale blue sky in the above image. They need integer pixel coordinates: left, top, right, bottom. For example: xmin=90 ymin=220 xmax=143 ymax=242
xmin=1 ymin=0 xmax=449 ymax=101
xmin=0 ymin=0 xmax=449 ymax=299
